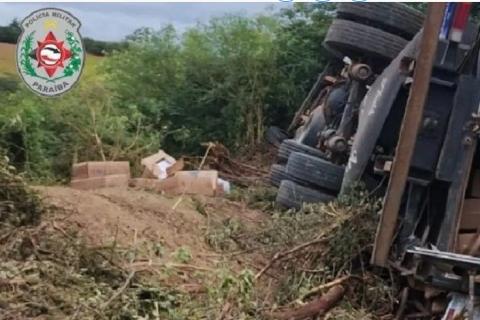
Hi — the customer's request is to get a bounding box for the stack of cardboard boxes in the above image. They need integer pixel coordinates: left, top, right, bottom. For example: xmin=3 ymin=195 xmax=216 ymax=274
xmin=130 ymin=150 xmax=224 ymax=196
xmin=70 ymin=150 xmax=226 ymax=197
xmin=70 ymin=161 xmax=130 ymax=190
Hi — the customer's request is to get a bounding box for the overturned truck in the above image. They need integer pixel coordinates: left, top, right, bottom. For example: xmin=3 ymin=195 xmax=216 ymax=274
xmin=269 ymin=2 xmax=480 ymax=318
xmin=269 ymin=2 xmax=427 ymax=208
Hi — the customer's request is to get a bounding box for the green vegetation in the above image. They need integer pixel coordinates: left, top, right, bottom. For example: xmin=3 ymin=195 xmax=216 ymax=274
xmin=0 ymin=3 xmax=336 ymax=183
xmin=0 ymin=156 xmax=389 ymax=319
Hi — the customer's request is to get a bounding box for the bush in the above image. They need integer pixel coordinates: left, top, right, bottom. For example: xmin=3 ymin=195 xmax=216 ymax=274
xmin=0 ymin=76 xmax=19 ymax=93
xmin=0 ymin=153 xmax=43 ymax=226
xmin=1 ymin=80 xmax=160 ymax=182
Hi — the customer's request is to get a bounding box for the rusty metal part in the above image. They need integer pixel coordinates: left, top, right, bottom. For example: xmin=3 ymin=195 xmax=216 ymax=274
xmin=374 ymin=155 xmax=394 ymax=175
xmin=318 ymin=128 xmax=336 ymax=151
xmin=321 ymin=128 xmax=336 ymax=141
xmin=299 ymin=115 xmax=309 ymax=126
xmin=349 ymin=63 xmax=372 ymax=82
xmin=324 ymin=75 xmax=337 ymax=84
xmin=326 ymin=135 xmax=348 ymax=154
xmin=371 ymin=2 xmax=446 ymax=267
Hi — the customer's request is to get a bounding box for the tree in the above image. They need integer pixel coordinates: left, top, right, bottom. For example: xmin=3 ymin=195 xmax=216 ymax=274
xmin=0 ymin=19 xmax=22 ymax=44
xmin=102 ymin=16 xmax=295 ymax=154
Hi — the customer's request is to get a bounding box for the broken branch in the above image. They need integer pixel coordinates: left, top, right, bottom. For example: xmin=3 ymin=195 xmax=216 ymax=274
xmin=255 ymin=234 xmax=330 ymax=281
xmin=295 ymin=275 xmax=351 ymax=305
xmin=269 ymin=285 xmax=345 ymax=320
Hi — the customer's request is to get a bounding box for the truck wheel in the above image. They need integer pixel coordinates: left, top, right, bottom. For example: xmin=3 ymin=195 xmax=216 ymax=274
xmin=286 ymin=152 xmax=345 ymax=192
xmin=276 ymin=180 xmax=334 ymax=210
xmin=324 ymin=19 xmax=408 ymax=61
xmin=269 ymin=164 xmax=304 ymax=188
xmin=336 ymin=3 xmax=424 ymax=40
xmin=277 ymin=139 xmax=326 ymax=164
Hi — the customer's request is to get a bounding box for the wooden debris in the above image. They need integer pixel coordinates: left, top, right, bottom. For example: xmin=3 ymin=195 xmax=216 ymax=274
xmin=186 ymin=141 xmax=270 ymax=187
xmin=268 ymin=285 xmax=345 ymax=320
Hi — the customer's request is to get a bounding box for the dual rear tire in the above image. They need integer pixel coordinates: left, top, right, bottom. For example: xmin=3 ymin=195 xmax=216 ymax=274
xmin=270 ymin=141 xmax=346 ymax=209
xmin=270 ymin=140 xmax=384 ymax=210
xmin=324 ymin=3 xmax=423 ymax=64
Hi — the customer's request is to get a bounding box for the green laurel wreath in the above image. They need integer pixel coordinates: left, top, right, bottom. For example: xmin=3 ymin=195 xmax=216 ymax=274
xmin=63 ymin=30 xmax=83 ymax=78
xmin=20 ymin=30 xmax=83 ymax=83
xmin=20 ymin=31 xmax=39 ymax=78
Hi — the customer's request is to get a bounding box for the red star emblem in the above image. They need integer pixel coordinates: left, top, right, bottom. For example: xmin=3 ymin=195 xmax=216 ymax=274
xmin=29 ymin=31 xmax=72 ymax=78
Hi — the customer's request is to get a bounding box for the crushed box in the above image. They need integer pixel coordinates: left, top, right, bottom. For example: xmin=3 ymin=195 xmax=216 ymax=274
xmin=140 ymin=150 xmax=177 ymax=178
xmin=456 ymin=233 xmax=480 ymax=256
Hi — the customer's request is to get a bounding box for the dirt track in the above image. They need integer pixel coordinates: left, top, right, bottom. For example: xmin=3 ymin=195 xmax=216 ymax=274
xmin=35 ymin=186 xmax=268 ymax=268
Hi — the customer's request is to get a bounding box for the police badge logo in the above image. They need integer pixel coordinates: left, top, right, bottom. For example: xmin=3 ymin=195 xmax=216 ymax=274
xmin=16 ymin=8 xmax=85 ymax=97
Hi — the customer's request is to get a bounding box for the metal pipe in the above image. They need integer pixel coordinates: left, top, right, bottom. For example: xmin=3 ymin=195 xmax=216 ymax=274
xmin=371 ymin=2 xmax=447 ymax=267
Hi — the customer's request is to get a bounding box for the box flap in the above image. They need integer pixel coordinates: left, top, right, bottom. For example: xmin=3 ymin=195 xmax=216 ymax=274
xmin=141 ymin=150 xmax=176 ymax=178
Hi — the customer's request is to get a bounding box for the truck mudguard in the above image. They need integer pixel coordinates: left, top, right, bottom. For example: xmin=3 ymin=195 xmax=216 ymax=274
xmin=341 ymin=30 xmax=424 ymax=194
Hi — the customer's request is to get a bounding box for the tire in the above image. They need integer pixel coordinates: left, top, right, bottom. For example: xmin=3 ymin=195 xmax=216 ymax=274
xmin=324 ymin=19 xmax=408 ymax=61
xmin=269 ymin=164 xmax=304 ymax=188
xmin=264 ymin=126 xmax=289 ymax=147
xmin=336 ymin=3 xmax=424 ymax=40
xmin=277 ymin=139 xmax=326 ymax=164
xmin=276 ymin=180 xmax=335 ymax=210
xmin=286 ymin=152 xmax=345 ymax=192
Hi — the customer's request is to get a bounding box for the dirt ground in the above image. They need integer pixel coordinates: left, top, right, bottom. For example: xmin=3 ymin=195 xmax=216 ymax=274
xmin=35 ymin=186 xmax=269 ymax=269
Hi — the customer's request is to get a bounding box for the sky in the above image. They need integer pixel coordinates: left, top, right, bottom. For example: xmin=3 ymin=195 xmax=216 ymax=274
xmin=0 ymin=2 xmax=288 ymax=41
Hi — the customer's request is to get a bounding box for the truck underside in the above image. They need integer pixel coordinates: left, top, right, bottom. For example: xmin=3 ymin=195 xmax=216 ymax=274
xmin=268 ymin=3 xmax=480 ymax=318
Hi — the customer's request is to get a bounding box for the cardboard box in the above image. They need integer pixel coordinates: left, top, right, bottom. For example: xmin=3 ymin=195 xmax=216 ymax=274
xmin=129 ymin=178 xmax=177 ymax=190
xmin=71 ymin=174 xmax=130 ymax=190
xmin=72 ymin=161 xmax=130 ymax=180
xmin=129 ymin=170 xmax=219 ymax=197
xmin=460 ymin=199 xmax=480 ymax=231
xmin=456 ymin=233 xmax=480 ymax=256
xmin=167 ymin=158 xmax=185 ymax=177
xmin=174 ymin=171 xmax=218 ymax=196
xmin=140 ymin=150 xmax=177 ymax=178
xmin=140 ymin=168 xmax=157 ymax=179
